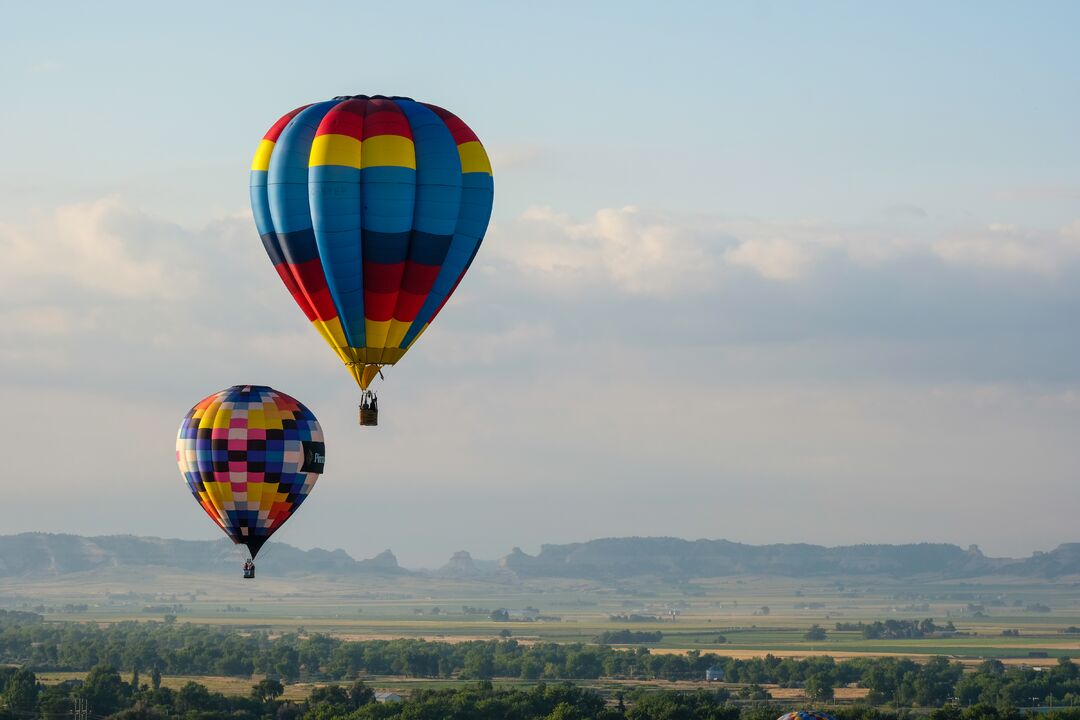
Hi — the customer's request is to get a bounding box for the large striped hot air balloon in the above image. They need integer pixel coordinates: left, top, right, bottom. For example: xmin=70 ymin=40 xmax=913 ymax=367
xmin=249 ymin=95 xmax=494 ymax=424
xmin=176 ymin=385 xmax=325 ymax=575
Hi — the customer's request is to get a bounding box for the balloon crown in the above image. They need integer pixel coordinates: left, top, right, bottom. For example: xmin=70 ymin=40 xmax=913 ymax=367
xmin=331 ymin=94 xmax=416 ymax=102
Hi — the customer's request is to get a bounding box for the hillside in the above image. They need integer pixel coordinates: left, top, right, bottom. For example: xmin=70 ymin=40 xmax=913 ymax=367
xmin=0 ymin=533 xmax=405 ymax=578
xmin=498 ymin=537 xmax=1009 ymax=580
xmin=1 ymin=533 xmax=1078 ymax=581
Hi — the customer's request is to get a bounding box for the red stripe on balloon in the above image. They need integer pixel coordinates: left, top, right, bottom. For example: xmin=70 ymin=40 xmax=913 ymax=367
xmin=393 ymin=291 xmax=426 ymax=321
xmin=289 ymin=260 xmax=339 ymax=321
xmin=264 ymin=105 xmax=311 ymax=142
xmin=363 ymin=261 xmax=405 ymax=293
xmin=363 ymin=291 xmax=397 ymax=321
xmin=400 ymin=261 xmax=441 ymax=295
xmin=273 ymin=394 xmax=301 ymax=412
xmin=274 ymin=264 xmax=317 ymax=322
xmin=315 ymin=99 xmax=365 ymax=138
xmin=422 ymin=104 xmax=478 ymax=144
xmin=364 ymin=107 xmax=412 ymax=138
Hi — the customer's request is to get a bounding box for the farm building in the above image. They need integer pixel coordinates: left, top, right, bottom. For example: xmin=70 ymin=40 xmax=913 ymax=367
xmin=375 ymin=692 xmax=403 ymax=703
xmin=706 ymin=665 xmax=724 ymax=681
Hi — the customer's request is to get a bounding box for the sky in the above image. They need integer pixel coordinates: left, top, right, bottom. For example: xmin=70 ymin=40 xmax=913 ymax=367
xmin=1 ymin=2 xmax=1079 ymax=567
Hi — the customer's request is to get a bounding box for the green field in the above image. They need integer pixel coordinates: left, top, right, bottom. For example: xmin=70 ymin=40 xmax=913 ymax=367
xmin=6 ymin=568 xmax=1080 ymax=666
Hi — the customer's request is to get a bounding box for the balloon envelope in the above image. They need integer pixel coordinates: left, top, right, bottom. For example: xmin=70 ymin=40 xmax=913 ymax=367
xmin=777 ymin=713 xmax=837 ymax=720
xmin=250 ymin=95 xmax=494 ymax=389
xmin=176 ymin=385 xmax=325 ymax=558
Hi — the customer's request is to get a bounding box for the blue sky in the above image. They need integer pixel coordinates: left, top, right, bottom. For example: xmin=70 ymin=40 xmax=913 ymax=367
xmin=1 ymin=2 xmax=1079 ymax=566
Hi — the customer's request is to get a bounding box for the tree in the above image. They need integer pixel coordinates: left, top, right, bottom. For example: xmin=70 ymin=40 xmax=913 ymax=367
xmin=348 ymin=681 xmax=375 ymax=707
xmin=804 ymin=624 xmax=828 ymax=642
xmin=305 ymin=685 xmax=352 ymax=720
xmin=912 ymin=656 xmax=963 ymax=707
xmin=461 ymin=647 xmax=495 ymax=679
xmin=150 ymin=667 xmax=162 ymax=690
xmin=545 ymin=702 xmax=584 ymax=720
xmin=79 ymin=665 xmax=129 ymax=717
xmin=252 ymin=678 xmax=285 ymax=702
xmin=176 ymin=681 xmax=215 ymax=713
xmin=108 ymin=706 xmax=165 ymax=720
xmin=806 ymin=671 xmax=835 ymax=701
xmin=37 ymin=684 xmax=75 ymax=719
xmin=1 ymin=668 xmax=38 ymax=714
xmin=739 ymin=684 xmax=770 ymax=700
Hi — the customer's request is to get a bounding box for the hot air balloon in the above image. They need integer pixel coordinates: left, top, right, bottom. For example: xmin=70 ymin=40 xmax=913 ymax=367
xmin=249 ymin=95 xmax=494 ymax=425
xmin=176 ymin=385 xmax=325 ymax=577
xmin=777 ymin=712 xmax=837 ymax=720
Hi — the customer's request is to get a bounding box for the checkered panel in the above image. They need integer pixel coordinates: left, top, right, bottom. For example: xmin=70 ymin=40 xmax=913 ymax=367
xmin=176 ymin=385 xmax=324 ymax=557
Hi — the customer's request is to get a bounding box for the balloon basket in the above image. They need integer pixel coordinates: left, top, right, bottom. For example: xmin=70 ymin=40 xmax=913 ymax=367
xmin=359 ymin=406 xmax=378 ymax=426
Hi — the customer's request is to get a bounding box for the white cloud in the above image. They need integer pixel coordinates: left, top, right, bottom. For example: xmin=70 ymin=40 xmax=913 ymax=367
xmin=504 ymin=205 xmax=721 ymax=295
xmin=724 ymin=237 xmax=812 ymax=280
xmin=932 ymin=222 xmax=1080 ymax=275
xmin=0 ymin=198 xmax=198 ymax=300
xmin=499 ymin=205 xmax=1080 ymax=291
xmin=0 ymin=306 xmax=96 ymax=337
xmin=2 ymin=197 xmax=1080 ymax=564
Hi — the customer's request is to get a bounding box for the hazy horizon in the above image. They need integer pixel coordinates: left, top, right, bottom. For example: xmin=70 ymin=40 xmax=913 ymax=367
xmin=2 ymin=2 xmax=1079 ymax=568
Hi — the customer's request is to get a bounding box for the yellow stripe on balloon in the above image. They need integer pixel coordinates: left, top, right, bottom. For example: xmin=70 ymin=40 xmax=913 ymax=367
xmin=201 ymin=483 xmax=230 ymax=522
xmin=381 ymin=347 xmax=406 ymax=364
xmin=260 ymin=402 xmax=283 ymax=430
xmin=361 ymin=135 xmax=416 ymax=169
xmin=324 ymin=316 xmax=350 ymax=348
xmin=246 ymin=408 xmax=265 ymax=429
xmin=212 ymin=407 xmax=232 ymax=429
xmin=312 ymin=319 xmax=352 ymax=365
xmin=385 ymin=320 xmax=411 ymax=349
xmin=364 ymin=318 xmax=392 ymax=349
xmin=458 ymin=141 xmax=492 ymax=174
xmin=309 ymin=134 xmax=362 ymax=168
xmin=251 ymin=139 xmax=275 ymax=172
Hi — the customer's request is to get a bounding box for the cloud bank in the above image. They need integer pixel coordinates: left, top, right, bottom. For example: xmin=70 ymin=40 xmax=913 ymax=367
xmin=2 ymin=198 xmax=1079 ymax=564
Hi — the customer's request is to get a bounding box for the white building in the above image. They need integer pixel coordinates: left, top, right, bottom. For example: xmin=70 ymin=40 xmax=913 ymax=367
xmin=375 ymin=692 xmax=403 ymax=703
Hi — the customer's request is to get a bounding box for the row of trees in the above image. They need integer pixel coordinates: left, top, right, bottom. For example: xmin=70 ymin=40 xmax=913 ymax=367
xmin=0 ymin=664 xmax=376 ymax=720
xmin=9 ymin=669 xmax=1080 ymax=720
xmin=833 ymin=619 xmax=954 ymax=639
xmin=0 ymin=619 xmax=891 ymax=685
xmin=5 ymin=617 xmax=1080 ymax=709
xmin=594 ymin=631 xmax=664 ymax=645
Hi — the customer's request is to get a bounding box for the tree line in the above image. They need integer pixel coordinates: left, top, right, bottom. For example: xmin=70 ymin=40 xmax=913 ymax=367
xmin=4 ymin=617 xmax=1080 ymax=709
xmin=832 ymin=619 xmax=955 ymax=639
xmin=9 ymin=669 xmax=1080 ymax=720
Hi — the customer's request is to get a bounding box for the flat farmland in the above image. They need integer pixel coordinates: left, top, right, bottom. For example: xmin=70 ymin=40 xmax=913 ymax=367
xmin=10 ymin=570 xmax=1080 ymax=663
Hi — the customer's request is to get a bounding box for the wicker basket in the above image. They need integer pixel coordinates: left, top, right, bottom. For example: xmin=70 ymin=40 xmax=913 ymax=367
xmin=359 ymin=406 xmax=379 ymax=426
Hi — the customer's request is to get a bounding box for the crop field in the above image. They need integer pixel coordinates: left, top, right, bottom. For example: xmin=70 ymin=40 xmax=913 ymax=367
xmin=8 ymin=569 xmax=1080 ymax=665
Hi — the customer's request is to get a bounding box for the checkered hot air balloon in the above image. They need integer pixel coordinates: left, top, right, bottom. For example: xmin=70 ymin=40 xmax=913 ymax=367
xmin=176 ymin=386 xmax=325 ymax=561
xmin=249 ymin=96 xmax=494 ymax=425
